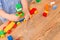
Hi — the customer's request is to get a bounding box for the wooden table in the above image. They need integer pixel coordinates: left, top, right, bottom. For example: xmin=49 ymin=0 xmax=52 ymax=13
xmin=0 ymin=0 xmax=60 ymax=40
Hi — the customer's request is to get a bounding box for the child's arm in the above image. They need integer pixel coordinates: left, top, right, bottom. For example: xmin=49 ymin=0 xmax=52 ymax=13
xmin=0 ymin=9 xmax=19 ymax=21
xmin=21 ymin=0 xmax=29 ymax=12
xmin=0 ymin=0 xmax=19 ymax=21
xmin=0 ymin=10 xmax=10 ymax=19
xmin=21 ymin=0 xmax=30 ymax=20
xmin=0 ymin=21 xmax=9 ymax=29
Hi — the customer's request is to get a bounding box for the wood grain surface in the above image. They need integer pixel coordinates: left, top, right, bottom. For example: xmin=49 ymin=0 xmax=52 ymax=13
xmin=0 ymin=0 xmax=60 ymax=40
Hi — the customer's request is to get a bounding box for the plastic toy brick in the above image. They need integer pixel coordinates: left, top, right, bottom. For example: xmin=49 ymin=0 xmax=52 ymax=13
xmin=19 ymin=12 xmax=24 ymax=17
xmin=7 ymin=35 xmax=13 ymax=40
xmin=36 ymin=0 xmax=41 ymax=3
xmin=21 ymin=12 xmax=24 ymax=17
xmin=30 ymin=8 xmax=37 ymax=15
xmin=29 ymin=7 xmax=32 ymax=10
xmin=16 ymin=8 xmax=22 ymax=12
xmin=18 ymin=18 xmax=25 ymax=22
xmin=44 ymin=10 xmax=48 ymax=13
xmin=7 ymin=30 xmax=12 ymax=34
xmin=45 ymin=4 xmax=49 ymax=11
xmin=0 ymin=30 xmax=5 ymax=38
xmin=17 ymin=22 xmax=21 ymax=26
xmin=52 ymin=5 xmax=57 ymax=10
xmin=4 ymin=22 xmax=15 ymax=33
xmin=34 ymin=10 xmax=38 ymax=14
xmin=50 ymin=1 xmax=55 ymax=6
xmin=16 ymin=4 xmax=22 ymax=9
xmin=23 ymin=19 xmax=26 ymax=22
xmin=13 ymin=24 xmax=17 ymax=28
xmin=43 ymin=12 xmax=47 ymax=17
xmin=16 ymin=14 xmax=19 ymax=16
xmin=16 ymin=4 xmax=22 ymax=12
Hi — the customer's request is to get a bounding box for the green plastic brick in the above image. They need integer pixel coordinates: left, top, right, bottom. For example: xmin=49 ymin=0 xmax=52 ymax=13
xmin=16 ymin=14 xmax=19 ymax=16
xmin=0 ymin=30 xmax=5 ymax=36
xmin=36 ymin=0 xmax=41 ymax=3
xmin=16 ymin=4 xmax=22 ymax=9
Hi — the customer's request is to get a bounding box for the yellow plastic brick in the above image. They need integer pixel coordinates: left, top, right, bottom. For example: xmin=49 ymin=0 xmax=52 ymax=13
xmin=17 ymin=22 xmax=21 ymax=26
xmin=23 ymin=19 xmax=26 ymax=23
xmin=44 ymin=10 xmax=49 ymax=13
xmin=34 ymin=11 xmax=38 ymax=14
xmin=0 ymin=35 xmax=5 ymax=38
xmin=4 ymin=22 xmax=15 ymax=32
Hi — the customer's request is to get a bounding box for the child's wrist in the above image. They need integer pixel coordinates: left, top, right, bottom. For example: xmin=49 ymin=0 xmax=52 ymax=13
xmin=23 ymin=9 xmax=29 ymax=12
xmin=5 ymin=14 xmax=10 ymax=19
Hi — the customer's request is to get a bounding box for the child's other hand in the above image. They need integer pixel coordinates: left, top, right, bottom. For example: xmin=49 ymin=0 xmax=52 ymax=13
xmin=23 ymin=9 xmax=30 ymax=20
xmin=7 ymin=14 xmax=20 ymax=21
xmin=24 ymin=11 xmax=30 ymax=20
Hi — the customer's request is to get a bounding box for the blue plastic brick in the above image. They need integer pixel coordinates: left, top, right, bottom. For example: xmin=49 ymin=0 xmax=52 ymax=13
xmin=19 ymin=18 xmax=25 ymax=22
xmin=52 ymin=5 xmax=57 ymax=10
xmin=7 ymin=35 xmax=13 ymax=40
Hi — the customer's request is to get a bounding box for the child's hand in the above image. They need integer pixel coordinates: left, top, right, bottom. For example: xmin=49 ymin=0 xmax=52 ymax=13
xmin=24 ymin=11 xmax=30 ymax=20
xmin=7 ymin=14 xmax=20 ymax=21
xmin=21 ymin=0 xmax=31 ymax=20
xmin=0 ymin=10 xmax=20 ymax=21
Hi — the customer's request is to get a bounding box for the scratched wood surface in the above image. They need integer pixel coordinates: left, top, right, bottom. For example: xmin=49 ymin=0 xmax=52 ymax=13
xmin=0 ymin=0 xmax=60 ymax=40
